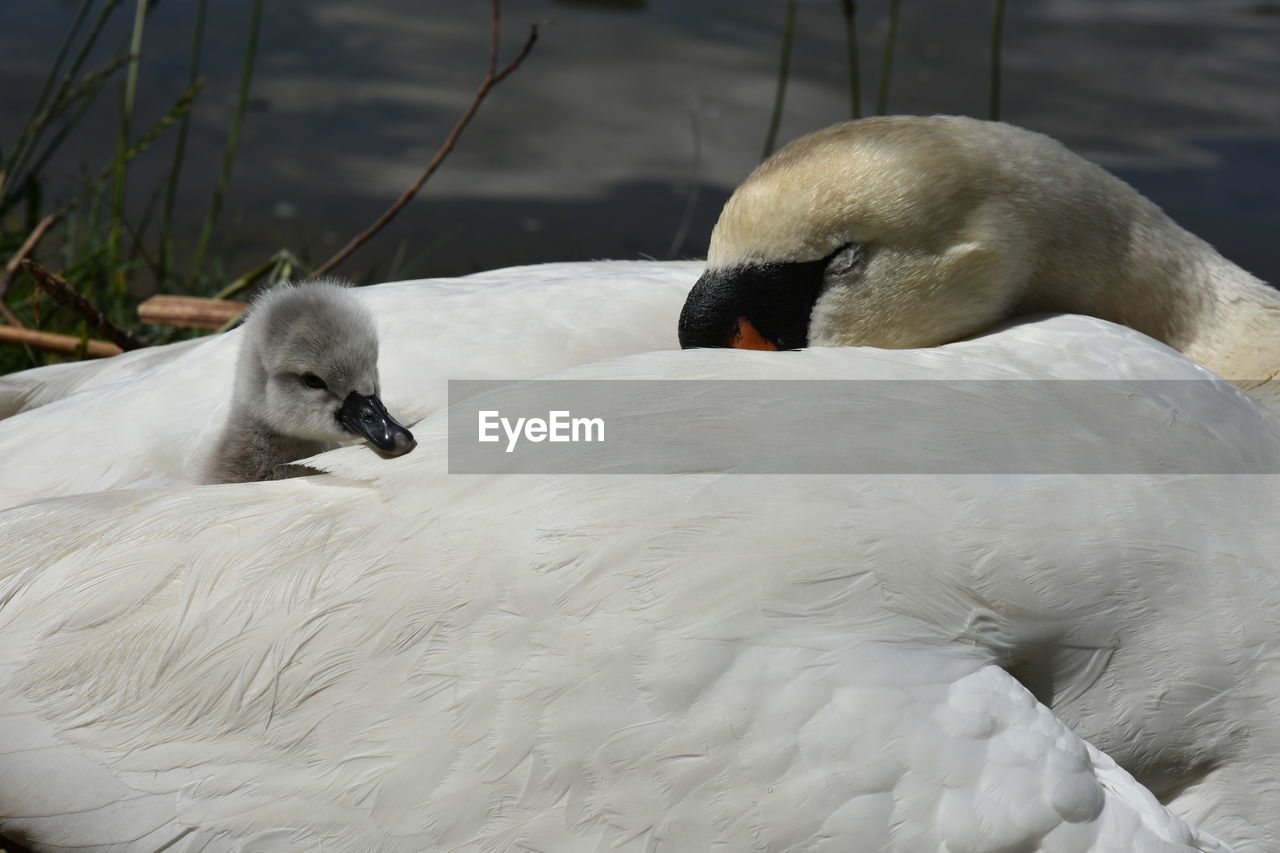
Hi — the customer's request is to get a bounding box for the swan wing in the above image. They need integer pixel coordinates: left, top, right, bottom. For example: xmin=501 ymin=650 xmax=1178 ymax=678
xmin=0 ymin=477 xmax=1229 ymax=852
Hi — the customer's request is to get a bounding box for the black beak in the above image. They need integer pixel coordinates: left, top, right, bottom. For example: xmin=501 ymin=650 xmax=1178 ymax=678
xmin=677 ymin=260 xmax=826 ymax=350
xmin=338 ymin=391 xmax=416 ymax=456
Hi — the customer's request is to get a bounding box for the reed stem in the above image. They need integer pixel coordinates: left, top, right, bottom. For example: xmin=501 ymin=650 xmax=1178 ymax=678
xmin=190 ymin=0 xmax=262 ymax=277
xmin=159 ymin=0 xmax=208 ymax=285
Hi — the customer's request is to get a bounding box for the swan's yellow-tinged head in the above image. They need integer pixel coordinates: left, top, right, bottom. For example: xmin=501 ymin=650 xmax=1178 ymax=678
xmin=680 ymin=116 xmax=1053 ymax=351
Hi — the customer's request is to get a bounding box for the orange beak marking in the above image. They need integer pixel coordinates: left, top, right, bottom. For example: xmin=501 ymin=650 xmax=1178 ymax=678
xmin=729 ymin=316 xmax=779 ymax=351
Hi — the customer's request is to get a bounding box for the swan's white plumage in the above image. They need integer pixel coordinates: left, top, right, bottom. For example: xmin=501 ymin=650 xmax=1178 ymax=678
xmin=1 ymin=315 xmax=1273 ymax=851
xmin=3 ymin=114 xmax=1279 ymax=851
xmin=0 ymin=261 xmax=697 ymax=508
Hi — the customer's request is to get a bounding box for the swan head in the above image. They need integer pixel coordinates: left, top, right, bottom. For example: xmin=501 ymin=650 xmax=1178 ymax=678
xmin=235 ymin=281 xmax=416 ymax=456
xmin=679 ymin=116 xmax=1098 ymax=351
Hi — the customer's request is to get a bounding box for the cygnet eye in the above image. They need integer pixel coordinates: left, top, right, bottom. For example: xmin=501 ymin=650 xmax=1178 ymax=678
xmin=825 ymin=242 xmax=864 ymax=277
xmin=302 ymin=373 xmax=328 ymax=390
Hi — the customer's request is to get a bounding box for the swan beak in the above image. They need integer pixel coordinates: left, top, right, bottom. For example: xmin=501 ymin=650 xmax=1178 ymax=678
xmin=728 ymin=317 xmax=779 ymax=351
xmin=678 ymin=263 xmax=823 ymax=350
xmin=338 ymin=392 xmax=417 ymax=457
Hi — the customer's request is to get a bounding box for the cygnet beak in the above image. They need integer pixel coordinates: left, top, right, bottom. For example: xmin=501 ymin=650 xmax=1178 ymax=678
xmin=337 ymin=391 xmax=417 ymax=457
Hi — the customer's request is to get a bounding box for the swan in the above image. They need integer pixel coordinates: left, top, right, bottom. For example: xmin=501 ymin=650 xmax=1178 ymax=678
xmin=1 ymin=314 xmax=1273 ymax=850
xmin=0 ymin=261 xmax=697 ymax=507
xmin=678 ymin=115 xmax=1280 ymax=413
xmin=204 ymin=281 xmax=415 ymax=483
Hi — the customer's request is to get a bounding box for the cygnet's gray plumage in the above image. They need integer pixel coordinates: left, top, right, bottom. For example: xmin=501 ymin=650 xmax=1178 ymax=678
xmin=204 ymin=280 xmax=415 ymax=484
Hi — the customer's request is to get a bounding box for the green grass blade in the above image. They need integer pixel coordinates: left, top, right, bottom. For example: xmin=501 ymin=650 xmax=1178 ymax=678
xmin=60 ymin=78 xmax=203 ymax=220
xmin=24 ymin=0 xmax=95 ymax=131
xmin=190 ymin=0 xmax=262 ymax=276
xmin=158 ymin=0 xmax=208 ymax=286
xmin=0 ymin=57 xmax=135 ymax=218
xmin=108 ymin=0 xmax=150 ymax=293
xmin=2 ymin=0 xmax=124 ymax=203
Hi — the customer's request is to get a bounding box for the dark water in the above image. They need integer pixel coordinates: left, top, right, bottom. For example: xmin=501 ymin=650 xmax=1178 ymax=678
xmin=0 ymin=0 xmax=1276 ymax=282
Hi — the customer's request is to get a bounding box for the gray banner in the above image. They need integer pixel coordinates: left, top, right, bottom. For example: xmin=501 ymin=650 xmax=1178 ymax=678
xmin=447 ymin=380 xmax=1280 ymax=474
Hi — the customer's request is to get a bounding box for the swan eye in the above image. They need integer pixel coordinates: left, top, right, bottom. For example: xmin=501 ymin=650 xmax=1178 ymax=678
xmin=825 ymin=242 xmax=864 ymax=277
xmin=302 ymin=373 xmax=328 ymax=390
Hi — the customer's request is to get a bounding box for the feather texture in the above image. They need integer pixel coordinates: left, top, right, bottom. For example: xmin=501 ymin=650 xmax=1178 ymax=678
xmin=1 ymin=316 xmax=1272 ymax=851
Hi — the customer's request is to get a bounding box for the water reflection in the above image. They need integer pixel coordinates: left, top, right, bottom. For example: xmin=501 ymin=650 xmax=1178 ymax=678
xmin=0 ymin=0 xmax=1275 ymax=280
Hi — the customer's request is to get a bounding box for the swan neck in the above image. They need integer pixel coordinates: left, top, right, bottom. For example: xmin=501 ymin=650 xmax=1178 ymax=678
xmin=206 ymin=406 xmax=328 ymax=483
xmin=1008 ymin=151 xmax=1280 ymax=389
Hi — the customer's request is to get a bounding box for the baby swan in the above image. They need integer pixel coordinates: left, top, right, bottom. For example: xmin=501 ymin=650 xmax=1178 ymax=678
xmin=204 ymin=280 xmax=415 ymax=484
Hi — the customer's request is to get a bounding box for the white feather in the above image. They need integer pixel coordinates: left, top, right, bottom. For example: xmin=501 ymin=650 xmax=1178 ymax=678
xmin=0 ymin=316 xmax=1269 ymax=851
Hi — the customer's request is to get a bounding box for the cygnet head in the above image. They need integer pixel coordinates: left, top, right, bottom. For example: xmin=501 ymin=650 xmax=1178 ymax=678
xmin=213 ymin=280 xmax=415 ymax=482
xmin=679 ymin=115 xmax=1264 ymax=358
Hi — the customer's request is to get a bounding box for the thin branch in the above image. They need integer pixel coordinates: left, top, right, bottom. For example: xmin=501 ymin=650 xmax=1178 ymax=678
xmin=0 ymin=214 xmax=58 ymax=326
xmin=20 ymin=258 xmax=148 ymax=351
xmin=309 ymin=13 xmax=540 ymax=280
xmin=0 ymin=325 xmax=123 ymax=358
xmin=489 ymin=0 xmax=501 ymax=78
xmin=139 ymin=294 xmax=247 ymax=328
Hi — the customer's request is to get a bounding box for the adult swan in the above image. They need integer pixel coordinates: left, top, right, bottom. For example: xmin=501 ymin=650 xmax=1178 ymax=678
xmin=679 ymin=115 xmax=1280 ymax=414
xmin=1 ymin=318 xmax=1276 ymax=850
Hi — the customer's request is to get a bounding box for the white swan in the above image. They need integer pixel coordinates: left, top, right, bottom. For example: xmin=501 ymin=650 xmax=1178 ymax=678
xmin=679 ymin=115 xmax=1280 ymax=413
xmin=2 ymin=117 xmax=1278 ymax=850
xmin=1 ymin=314 xmax=1271 ymax=851
xmin=0 ymin=261 xmax=697 ymax=507
xmin=204 ymin=280 xmax=415 ymax=484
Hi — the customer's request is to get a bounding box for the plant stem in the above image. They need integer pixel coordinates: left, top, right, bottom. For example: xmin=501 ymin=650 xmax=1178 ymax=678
xmin=26 ymin=0 xmax=94 ymax=132
xmin=108 ymin=0 xmax=149 ymax=291
xmin=762 ymin=0 xmax=797 ymax=161
xmin=159 ymin=0 xmax=207 ymax=286
xmin=0 ymin=0 xmax=123 ymax=212
xmin=990 ymin=0 xmax=1007 ymax=121
xmin=20 ymin=258 xmax=147 ymax=350
xmin=875 ymin=0 xmax=902 ymax=115
xmin=190 ymin=0 xmax=262 ymax=277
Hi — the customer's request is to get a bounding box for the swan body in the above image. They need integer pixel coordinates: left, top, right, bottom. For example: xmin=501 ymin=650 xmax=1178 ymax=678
xmin=0 ymin=261 xmax=697 ymax=507
xmin=1 ymin=314 xmax=1273 ymax=851
xmin=204 ymin=281 xmax=415 ymax=484
xmin=679 ymin=116 xmax=1280 ymax=413
xmin=3 ymin=117 xmax=1279 ymax=850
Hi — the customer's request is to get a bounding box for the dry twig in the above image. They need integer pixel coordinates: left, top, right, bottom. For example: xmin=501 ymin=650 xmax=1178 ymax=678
xmin=0 ymin=324 xmax=122 ymax=358
xmin=309 ymin=0 xmax=539 ymax=279
xmin=0 ymin=213 xmax=59 ymax=327
xmin=139 ymin=294 xmax=247 ymax=329
xmin=20 ymin=258 xmax=147 ymax=351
